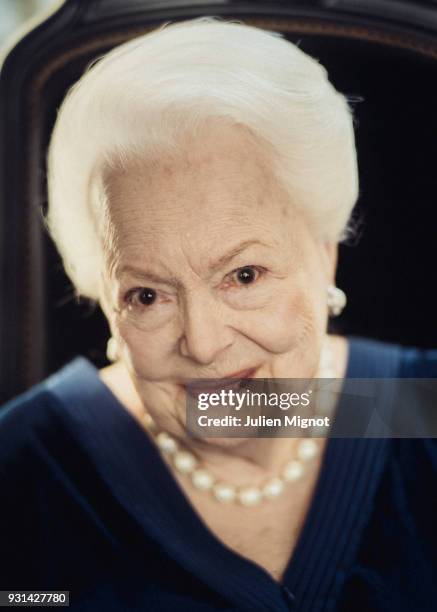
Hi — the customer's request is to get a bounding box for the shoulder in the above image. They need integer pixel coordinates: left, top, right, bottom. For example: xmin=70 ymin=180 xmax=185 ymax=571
xmin=0 ymin=382 xmax=57 ymax=464
xmin=0 ymin=357 xmax=97 ymax=467
xmin=346 ymin=334 xmax=437 ymax=377
xmin=0 ymin=358 xmax=121 ymax=586
xmin=0 ymin=379 xmax=67 ymax=550
xmin=0 ymin=357 xmax=107 ymax=533
xmin=398 ymin=344 xmax=437 ymax=377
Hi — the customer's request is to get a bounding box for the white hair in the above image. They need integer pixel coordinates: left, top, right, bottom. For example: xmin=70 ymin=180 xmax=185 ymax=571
xmin=46 ymin=15 xmax=359 ymax=301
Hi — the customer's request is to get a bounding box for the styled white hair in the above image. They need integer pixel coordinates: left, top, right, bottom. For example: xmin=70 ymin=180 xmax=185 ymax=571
xmin=46 ymin=16 xmax=359 ymax=301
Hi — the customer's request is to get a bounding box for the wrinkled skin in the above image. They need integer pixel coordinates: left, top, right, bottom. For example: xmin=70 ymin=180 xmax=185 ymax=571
xmin=98 ymin=121 xmax=339 ymax=462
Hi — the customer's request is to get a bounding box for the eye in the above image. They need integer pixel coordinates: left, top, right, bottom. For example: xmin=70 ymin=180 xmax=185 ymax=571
xmin=125 ymin=287 xmax=157 ymax=307
xmin=231 ymin=266 xmax=262 ymax=286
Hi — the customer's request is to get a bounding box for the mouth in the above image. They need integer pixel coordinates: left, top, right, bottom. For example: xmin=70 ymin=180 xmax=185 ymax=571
xmin=182 ymin=366 xmax=259 ymax=398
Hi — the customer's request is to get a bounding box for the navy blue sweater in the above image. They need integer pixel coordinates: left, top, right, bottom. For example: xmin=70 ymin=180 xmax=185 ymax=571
xmin=0 ymin=335 xmax=436 ymax=611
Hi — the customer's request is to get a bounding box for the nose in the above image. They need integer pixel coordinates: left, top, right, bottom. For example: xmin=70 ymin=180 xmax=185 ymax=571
xmin=178 ymin=290 xmax=234 ymax=365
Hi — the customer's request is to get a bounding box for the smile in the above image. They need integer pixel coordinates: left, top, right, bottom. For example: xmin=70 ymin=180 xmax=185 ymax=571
xmin=181 ymin=367 xmax=259 ymax=399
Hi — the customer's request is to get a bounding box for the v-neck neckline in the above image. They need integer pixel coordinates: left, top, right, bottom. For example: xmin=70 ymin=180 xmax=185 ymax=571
xmin=45 ymin=334 xmax=402 ymax=612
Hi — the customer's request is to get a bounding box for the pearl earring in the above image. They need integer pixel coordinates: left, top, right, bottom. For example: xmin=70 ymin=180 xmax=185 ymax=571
xmin=106 ymin=336 xmax=119 ymax=362
xmin=327 ymin=285 xmax=347 ymax=317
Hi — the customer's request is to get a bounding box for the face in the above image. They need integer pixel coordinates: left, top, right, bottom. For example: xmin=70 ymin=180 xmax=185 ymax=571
xmin=98 ymin=122 xmax=337 ymax=440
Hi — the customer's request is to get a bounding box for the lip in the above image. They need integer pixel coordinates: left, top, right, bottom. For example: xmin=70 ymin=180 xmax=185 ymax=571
xmin=221 ymin=367 xmax=258 ymax=379
xmin=182 ymin=366 xmax=259 ymax=397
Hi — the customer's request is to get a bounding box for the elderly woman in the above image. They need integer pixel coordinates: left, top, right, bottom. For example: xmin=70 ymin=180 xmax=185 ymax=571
xmin=0 ymin=16 xmax=436 ymax=612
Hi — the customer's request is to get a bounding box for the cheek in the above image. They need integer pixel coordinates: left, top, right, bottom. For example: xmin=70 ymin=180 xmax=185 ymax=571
xmin=247 ymin=286 xmax=322 ymax=353
xmin=116 ymin=322 xmax=174 ymax=380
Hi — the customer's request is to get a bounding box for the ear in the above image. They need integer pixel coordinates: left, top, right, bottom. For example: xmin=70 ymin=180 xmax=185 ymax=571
xmin=320 ymin=241 xmax=338 ymax=284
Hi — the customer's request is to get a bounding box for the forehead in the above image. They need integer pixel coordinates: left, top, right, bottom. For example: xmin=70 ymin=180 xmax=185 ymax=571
xmin=103 ymin=123 xmax=290 ymax=238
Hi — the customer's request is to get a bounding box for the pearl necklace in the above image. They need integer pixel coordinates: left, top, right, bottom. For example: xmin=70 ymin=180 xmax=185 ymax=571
xmin=141 ymin=338 xmax=336 ymax=507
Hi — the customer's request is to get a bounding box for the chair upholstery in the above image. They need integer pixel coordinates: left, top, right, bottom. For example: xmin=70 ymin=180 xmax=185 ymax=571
xmin=1 ymin=0 xmax=437 ymax=402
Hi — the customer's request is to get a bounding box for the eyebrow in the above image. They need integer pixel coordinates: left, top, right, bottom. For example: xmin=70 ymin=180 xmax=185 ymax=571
xmin=118 ymin=239 xmax=270 ymax=286
xmin=207 ymin=239 xmax=270 ymax=272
